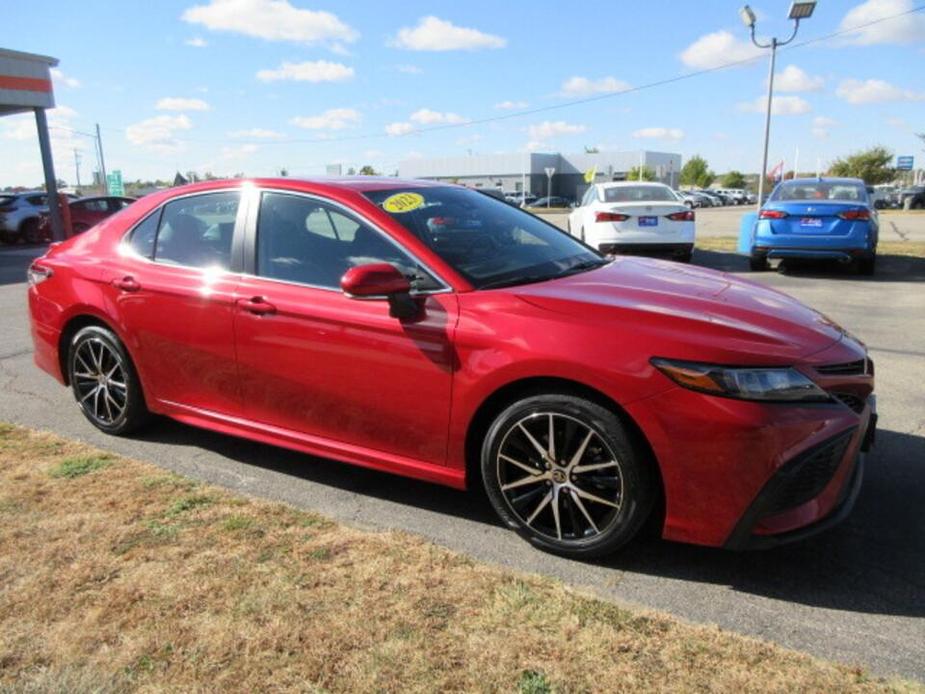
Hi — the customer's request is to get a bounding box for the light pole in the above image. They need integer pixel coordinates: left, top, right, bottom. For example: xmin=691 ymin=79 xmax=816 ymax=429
xmin=740 ymin=1 xmax=816 ymax=211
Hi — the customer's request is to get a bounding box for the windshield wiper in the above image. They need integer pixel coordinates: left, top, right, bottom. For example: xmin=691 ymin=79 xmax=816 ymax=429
xmin=556 ymin=259 xmax=609 ymax=278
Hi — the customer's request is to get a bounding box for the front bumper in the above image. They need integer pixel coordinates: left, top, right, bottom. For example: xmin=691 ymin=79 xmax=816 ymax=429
xmin=625 ymin=368 xmax=874 ymax=548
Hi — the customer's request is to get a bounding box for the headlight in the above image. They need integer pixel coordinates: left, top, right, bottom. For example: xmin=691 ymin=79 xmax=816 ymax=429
xmin=651 ymin=358 xmax=830 ymax=403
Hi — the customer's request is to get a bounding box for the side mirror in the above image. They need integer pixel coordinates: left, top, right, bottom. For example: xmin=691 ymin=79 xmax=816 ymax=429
xmin=341 ymin=263 xmax=419 ymax=319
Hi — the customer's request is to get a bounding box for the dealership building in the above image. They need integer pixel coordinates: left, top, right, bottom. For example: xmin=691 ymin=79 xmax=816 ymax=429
xmin=397 ymin=150 xmax=682 ymax=199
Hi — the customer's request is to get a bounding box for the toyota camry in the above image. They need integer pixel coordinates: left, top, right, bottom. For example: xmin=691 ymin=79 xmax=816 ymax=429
xmin=27 ymin=178 xmax=875 ymax=558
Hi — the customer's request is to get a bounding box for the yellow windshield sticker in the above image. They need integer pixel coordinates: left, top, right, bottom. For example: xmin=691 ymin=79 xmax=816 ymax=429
xmin=383 ymin=192 xmax=425 ymax=214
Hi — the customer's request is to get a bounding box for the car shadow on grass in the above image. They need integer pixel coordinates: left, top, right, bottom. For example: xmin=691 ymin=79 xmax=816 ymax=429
xmin=692 ymin=248 xmax=925 ymax=282
xmin=135 ymin=418 xmax=925 ymax=619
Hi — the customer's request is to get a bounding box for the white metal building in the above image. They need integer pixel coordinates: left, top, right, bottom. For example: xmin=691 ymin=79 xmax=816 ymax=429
xmin=398 ymin=150 xmax=682 ymax=199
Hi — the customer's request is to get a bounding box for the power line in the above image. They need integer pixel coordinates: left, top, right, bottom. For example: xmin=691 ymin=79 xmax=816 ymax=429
xmin=48 ymin=3 xmax=925 ymax=149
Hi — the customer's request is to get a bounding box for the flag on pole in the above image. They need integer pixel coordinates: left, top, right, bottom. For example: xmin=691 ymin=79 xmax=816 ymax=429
xmin=768 ymin=160 xmax=784 ymax=182
xmin=583 ymin=166 xmax=597 ymax=184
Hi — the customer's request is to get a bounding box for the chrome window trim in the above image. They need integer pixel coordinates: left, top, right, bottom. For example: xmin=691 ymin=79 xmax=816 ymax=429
xmin=250 ymin=187 xmax=453 ymax=295
xmin=119 ymin=187 xmax=246 ymax=272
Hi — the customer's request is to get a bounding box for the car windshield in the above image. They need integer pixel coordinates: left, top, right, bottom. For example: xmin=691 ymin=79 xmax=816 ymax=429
xmin=772 ymin=182 xmax=867 ymax=202
xmin=603 ymin=185 xmax=678 ymax=203
xmin=364 ymin=186 xmax=605 ymax=289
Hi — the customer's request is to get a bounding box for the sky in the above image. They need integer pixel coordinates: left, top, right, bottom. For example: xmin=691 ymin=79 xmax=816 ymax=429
xmin=1 ymin=0 xmax=924 ymax=188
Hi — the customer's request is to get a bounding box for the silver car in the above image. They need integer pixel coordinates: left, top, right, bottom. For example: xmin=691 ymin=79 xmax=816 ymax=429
xmin=0 ymin=192 xmax=52 ymax=244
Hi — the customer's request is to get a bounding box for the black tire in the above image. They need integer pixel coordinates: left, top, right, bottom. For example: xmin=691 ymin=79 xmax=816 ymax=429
xmin=858 ymin=253 xmax=876 ymax=276
xmin=21 ymin=218 xmax=41 ymax=245
xmin=678 ymin=251 xmax=693 ymax=264
xmin=749 ymin=255 xmax=769 ymax=271
xmin=68 ymin=325 xmax=149 ymax=435
xmin=0 ymin=229 xmax=17 ymax=245
xmin=481 ymin=394 xmax=655 ymax=559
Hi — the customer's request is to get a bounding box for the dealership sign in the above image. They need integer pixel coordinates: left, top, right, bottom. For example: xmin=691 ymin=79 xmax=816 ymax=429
xmin=106 ymin=170 xmax=124 ymax=196
xmin=896 ymin=156 xmax=914 ymax=171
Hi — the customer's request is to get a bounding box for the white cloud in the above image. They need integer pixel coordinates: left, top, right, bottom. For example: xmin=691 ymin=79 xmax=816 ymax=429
xmin=181 ymin=0 xmax=358 ymax=46
xmin=50 ymin=68 xmax=80 ymax=88
xmin=391 ymin=16 xmax=506 ymax=51
xmin=835 ymin=78 xmax=925 ymax=104
xmin=679 ymin=30 xmax=763 ymax=69
xmin=385 ymin=122 xmax=414 ymax=136
xmin=256 ymin=60 xmax=354 ymax=83
xmin=156 ymin=97 xmax=210 ymax=111
xmin=125 ymin=114 xmax=193 ymax=152
xmin=812 ymin=116 xmax=838 ymax=140
xmin=773 ymin=65 xmax=824 ymax=92
xmin=559 ymin=76 xmax=630 ymax=97
xmin=290 ymin=108 xmax=360 ymax=130
xmin=527 ymin=121 xmax=586 ymax=140
xmin=185 ymin=36 xmax=208 ymax=47
xmin=737 ymin=95 xmax=812 ymax=115
xmin=409 ymin=108 xmax=465 ymax=125
xmin=495 ymin=100 xmax=528 ymax=110
xmin=838 ymin=0 xmax=925 ymax=45
xmin=228 ymin=128 xmax=284 ymax=139
xmin=221 ymin=143 xmax=258 ymax=160
xmin=632 ymin=127 xmax=685 ymax=142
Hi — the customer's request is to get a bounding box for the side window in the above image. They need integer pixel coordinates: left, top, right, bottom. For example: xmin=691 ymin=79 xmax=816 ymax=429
xmin=153 ymin=192 xmax=239 ymax=269
xmin=126 ymin=210 xmax=161 ymax=259
xmin=256 ymin=192 xmax=439 ymax=291
xmin=82 ymin=199 xmax=109 ymax=212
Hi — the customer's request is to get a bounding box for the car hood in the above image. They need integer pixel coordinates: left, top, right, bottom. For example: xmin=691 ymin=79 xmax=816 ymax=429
xmin=513 ymin=257 xmax=847 ymax=363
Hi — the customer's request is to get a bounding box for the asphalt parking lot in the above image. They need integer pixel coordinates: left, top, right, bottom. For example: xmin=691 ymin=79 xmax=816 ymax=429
xmin=0 ymin=244 xmax=923 ymax=680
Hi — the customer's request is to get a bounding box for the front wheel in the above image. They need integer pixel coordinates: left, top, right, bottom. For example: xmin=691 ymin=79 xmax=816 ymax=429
xmin=481 ymin=394 xmax=654 ymax=559
xmin=68 ymin=325 xmax=149 ymax=435
xmin=749 ymin=254 xmax=769 ymax=271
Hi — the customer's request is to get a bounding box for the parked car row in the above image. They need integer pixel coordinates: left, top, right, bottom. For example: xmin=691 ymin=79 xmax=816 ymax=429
xmin=0 ymin=193 xmax=135 ymax=244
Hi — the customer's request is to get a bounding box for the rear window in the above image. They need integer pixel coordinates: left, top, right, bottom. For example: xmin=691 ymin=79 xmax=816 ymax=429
xmin=773 ymin=182 xmax=866 ymax=202
xmin=603 ymin=186 xmax=678 ymax=203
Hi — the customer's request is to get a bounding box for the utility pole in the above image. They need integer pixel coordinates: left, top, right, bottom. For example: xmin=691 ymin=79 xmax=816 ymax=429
xmin=96 ymin=123 xmax=108 ymax=194
xmin=73 ymin=149 xmax=82 ymax=189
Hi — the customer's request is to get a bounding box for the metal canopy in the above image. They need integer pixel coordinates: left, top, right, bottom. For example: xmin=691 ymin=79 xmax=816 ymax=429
xmin=0 ymin=47 xmax=65 ymax=240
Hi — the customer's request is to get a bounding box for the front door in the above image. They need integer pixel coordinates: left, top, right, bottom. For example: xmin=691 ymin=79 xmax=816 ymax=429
xmin=233 ymin=191 xmax=458 ymax=467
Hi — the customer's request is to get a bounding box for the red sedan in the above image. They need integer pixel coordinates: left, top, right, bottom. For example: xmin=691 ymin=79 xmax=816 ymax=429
xmin=38 ymin=195 xmax=136 ymax=240
xmin=26 ymin=178 xmax=875 ymax=557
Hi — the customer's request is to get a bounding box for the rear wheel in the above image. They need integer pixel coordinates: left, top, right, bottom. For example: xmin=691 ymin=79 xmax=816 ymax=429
xmin=678 ymin=251 xmax=693 ymax=264
xmin=0 ymin=229 xmax=17 ymax=245
xmin=858 ymin=253 xmax=876 ymax=276
xmin=481 ymin=394 xmax=654 ymax=559
xmin=748 ymin=254 xmax=769 ymax=271
xmin=68 ymin=325 xmax=149 ymax=435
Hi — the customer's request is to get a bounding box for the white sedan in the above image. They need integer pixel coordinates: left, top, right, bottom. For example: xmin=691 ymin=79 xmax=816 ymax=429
xmin=567 ymin=182 xmax=695 ymax=263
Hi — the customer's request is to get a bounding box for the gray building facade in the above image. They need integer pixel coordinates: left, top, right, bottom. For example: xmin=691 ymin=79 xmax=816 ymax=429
xmin=398 ymin=150 xmax=682 ymax=200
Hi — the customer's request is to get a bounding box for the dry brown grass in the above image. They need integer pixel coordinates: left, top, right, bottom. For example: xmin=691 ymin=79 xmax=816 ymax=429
xmin=0 ymin=423 xmax=919 ymax=693
xmin=694 ymin=237 xmax=925 ymax=258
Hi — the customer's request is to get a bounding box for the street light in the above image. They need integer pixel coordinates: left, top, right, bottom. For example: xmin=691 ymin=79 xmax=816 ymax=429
xmin=741 ymin=0 xmax=816 ymax=210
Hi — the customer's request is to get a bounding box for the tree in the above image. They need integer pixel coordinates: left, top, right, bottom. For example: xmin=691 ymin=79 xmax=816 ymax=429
xmin=722 ymin=170 xmax=746 ymax=188
xmin=626 ymin=165 xmax=656 ymax=181
xmin=358 ymin=165 xmax=378 ymax=175
xmin=828 ymin=146 xmax=895 ymax=184
xmin=680 ymin=155 xmax=715 ymax=188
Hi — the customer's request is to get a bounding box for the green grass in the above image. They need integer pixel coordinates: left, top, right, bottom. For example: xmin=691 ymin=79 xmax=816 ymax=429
xmin=49 ymin=455 xmax=114 ymax=479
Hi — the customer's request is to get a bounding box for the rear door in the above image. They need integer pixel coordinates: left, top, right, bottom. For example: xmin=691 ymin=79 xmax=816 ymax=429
xmin=101 ymin=189 xmax=246 ymax=416
xmin=232 ymin=189 xmax=458 ymax=467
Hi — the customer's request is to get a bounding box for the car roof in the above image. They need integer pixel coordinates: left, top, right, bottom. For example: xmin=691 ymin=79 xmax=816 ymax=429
xmin=160 ymin=176 xmax=450 ymax=199
xmin=782 ymin=177 xmax=864 ymax=185
xmin=598 ymin=181 xmax=667 ymax=188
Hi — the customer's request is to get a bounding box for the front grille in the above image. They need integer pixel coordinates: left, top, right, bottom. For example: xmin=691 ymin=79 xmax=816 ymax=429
xmin=816 ymin=359 xmax=867 ymax=376
xmin=763 ymin=430 xmax=854 ymax=515
xmin=833 ymin=392 xmax=866 ymax=414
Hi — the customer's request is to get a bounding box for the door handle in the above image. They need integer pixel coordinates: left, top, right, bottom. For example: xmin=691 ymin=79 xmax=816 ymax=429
xmin=237 ymin=296 xmax=277 ymax=316
xmin=112 ymin=276 xmax=140 ymax=292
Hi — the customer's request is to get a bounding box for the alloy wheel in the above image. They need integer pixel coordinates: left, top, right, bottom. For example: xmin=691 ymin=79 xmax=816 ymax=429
xmin=496 ymin=412 xmax=624 ymax=542
xmin=72 ymin=337 xmax=129 ymax=425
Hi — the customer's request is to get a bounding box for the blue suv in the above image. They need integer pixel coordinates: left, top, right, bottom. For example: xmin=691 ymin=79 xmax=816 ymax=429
xmin=738 ymin=177 xmax=878 ymax=275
